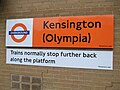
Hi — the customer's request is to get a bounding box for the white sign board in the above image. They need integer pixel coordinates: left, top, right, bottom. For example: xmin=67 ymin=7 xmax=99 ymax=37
xmin=6 ymin=48 xmax=113 ymax=70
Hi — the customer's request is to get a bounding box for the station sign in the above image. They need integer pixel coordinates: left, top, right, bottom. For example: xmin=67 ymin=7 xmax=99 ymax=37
xmin=6 ymin=15 xmax=114 ymax=48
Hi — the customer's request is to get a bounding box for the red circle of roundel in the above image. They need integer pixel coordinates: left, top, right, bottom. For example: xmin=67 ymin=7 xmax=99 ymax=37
xmin=11 ymin=23 xmax=27 ymax=43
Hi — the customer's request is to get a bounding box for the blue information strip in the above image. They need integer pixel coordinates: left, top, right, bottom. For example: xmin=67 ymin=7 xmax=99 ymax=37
xmin=9 ymin=31 xmax=29 ymax=35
